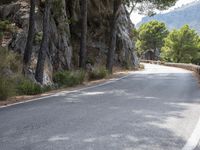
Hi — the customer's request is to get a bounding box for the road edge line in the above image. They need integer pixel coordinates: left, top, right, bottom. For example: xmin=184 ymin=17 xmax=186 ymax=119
xmin=0 ymin=72 xmax=134 ymax=109
xmin=182 ymin=117 xmax=200 ymax=150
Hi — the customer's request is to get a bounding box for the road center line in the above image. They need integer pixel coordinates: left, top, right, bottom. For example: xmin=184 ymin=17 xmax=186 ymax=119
xmin=182 ymin=117 xmax=200 ymax=150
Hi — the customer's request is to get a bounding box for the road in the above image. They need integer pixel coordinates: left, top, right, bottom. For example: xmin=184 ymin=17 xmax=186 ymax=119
xmin=0 ymin=64 xmax=200 ymax=150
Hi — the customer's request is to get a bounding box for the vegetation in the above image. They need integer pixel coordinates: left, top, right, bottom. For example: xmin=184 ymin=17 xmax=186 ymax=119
xmin=125 ymin=0 xmax=177 ymax=16
xmin=53 ymin=70 xmax=85 ymax=87
xmin=16 ymin=78 xmax=43 ymax=95
xmin=0 ymin=47 xmax=52 ymax=100
xmin=135 ymin=20 xmax=200 ymax=65
xmin=88 ymin=66 xmax=108 ymax=80
xmin=136 ymin=20 xmax=169 ymax=58
xmin=0 ymin=76 xmax=16 ymax=100
xmin=0 ymin=0 xmax=182 ymax=101
xmin=161 ymin=25 xmax=200 ymax=63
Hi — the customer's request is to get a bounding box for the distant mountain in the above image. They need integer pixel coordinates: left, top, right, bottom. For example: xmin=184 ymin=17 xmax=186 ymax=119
xmin=137 ymin=0 xmax=200 ymax=33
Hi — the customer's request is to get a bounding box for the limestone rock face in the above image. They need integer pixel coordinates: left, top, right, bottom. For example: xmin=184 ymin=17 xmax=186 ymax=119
xmin=67 ymin=0 xmax=138 ymax=67
xmin=0 ymin=0 xmax=138 ymax=84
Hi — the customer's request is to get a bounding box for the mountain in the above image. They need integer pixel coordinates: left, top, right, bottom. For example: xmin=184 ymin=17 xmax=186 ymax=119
xmin=137 ymin=0 xmax=200 ymax=33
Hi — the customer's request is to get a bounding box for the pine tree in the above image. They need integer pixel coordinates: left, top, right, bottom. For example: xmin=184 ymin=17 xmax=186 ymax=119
xmin=23 ymin=0 xmax=36 ymax=74
xmin=79 ymin=0 xmax=88 ymax=68
xmin=106 ymin=0 xmax=122 ymax=73
xmin=35 ymin=0 xmax=51 ymax=84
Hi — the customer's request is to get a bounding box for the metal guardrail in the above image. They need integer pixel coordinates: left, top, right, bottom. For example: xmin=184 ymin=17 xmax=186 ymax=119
xmin=141 ymin=60 xmax=200 ymax=77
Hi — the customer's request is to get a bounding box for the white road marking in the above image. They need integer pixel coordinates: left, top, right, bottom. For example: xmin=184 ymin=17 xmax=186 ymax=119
xmin=48 ymin=136 xmax=69 ymax=142
xmin=0 ymin=72 xmax=134 ymax=109
xmin=182 ymin=117 xmax=200 ymax=150
xmin=83 ymin=138 xmax=96 ymax=143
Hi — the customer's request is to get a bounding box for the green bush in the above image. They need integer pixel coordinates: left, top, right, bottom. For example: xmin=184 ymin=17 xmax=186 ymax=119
xmin=88 ymin=66 xmax=108 ymax=80
xmin=53 ymin=70 xmax=85 ymax=87
xmin=17 ymin=78 xmax=43 ymax=95
xmin=34 ymin=32 xmax=43 ymax=44
xmin=0 ymin=76 xmax=15 ymax=101
xmin=0 ymin=20 xmax=15 ymax=33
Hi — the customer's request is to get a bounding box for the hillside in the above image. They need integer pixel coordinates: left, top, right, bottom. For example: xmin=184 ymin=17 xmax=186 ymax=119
xmin=0 ymin=0 xmax=138 ymax=84
xmin=137 ymin=0 xmax=200 ymax=33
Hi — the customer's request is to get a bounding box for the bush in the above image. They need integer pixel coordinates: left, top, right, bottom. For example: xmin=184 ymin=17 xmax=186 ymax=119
xmin=139 ymin=64 xmax=145 ymax=70
xmin=53 ymin=70 xmax=85 ymax=87
xmin=17 ymin=78 xmax=43 ymax=95
xmin=88 ymin=66 xmax=108 ymax=80
xmin=34 ymin=32 xmax=43 ymax=44
xmin=0 ymin=76 xmax=15 ymax=101
xmin=0 ymin=47 xmax=22 ymax=74
xmin=0 ymin=20 xmax=15 ymax=33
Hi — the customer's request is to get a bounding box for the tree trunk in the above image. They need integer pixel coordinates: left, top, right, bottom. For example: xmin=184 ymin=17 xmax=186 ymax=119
xmin=79 ymin=0 xmax=88 ymax=68
xmin=35 ymin=0 xmax=51 ymax=84
xmin=106 ymin=0 xmax=122 ymax=73
xmin=23 ymin=0 xmax=36 ymax=74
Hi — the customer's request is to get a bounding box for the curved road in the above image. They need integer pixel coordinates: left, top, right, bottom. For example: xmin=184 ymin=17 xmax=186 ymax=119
xmin=0 ymin=64 xmax=200 ymax=150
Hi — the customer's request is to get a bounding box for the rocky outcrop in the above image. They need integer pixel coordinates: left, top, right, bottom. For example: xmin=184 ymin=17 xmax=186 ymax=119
xmin=0 ymin=0 xmax=138 ymax=84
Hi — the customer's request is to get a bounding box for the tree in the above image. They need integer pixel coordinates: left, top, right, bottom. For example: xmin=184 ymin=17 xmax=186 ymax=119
xmin=125 ymin=0 xmax=177 ymax=16
xmin=79 ymin=0 xmax=87 ymax=68
xmin=106 ymin=0 xmax=122 ymax=73
xmin=35 ymin=0 xmax=51 ymax=84
xmin=136 ymin=20 xmax=169 ymax=60
xmin=23 ymin=0 xmax=36 ymax=74
xmin=161 ymin=25 xmax=200 ymax=63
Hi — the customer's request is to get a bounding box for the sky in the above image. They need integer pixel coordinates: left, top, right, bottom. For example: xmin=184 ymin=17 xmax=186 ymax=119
xmin=130 ymin=0 xmax=197 ymax=25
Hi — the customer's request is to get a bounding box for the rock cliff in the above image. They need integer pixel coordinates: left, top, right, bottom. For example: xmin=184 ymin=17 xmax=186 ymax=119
xmin=0 ymin=0 xmax=138 ymax=84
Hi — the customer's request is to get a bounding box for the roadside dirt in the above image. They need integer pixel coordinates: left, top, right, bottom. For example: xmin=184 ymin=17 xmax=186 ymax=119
xmin=0 ymin=69 xmax=133 ymax=107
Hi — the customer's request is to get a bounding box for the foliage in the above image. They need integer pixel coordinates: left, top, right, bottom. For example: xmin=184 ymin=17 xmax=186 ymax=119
xmin=34 ymin=32 xmax=43 ymax=44
xmin=131 ymin=28 xmax=138 ymax=42
xmin=0 ymin=47 xmax=22 ymax=75
xmin=52 ymin=0 xmax=63 ymax=18
xmin=16 ymin=78 xmax=43 ymax=95
xmin=161 ymin=25 xmax=200 ymax=63
xmin=124 ymin=0 xmax=177 ymax=16
xmin=136 ymin=20 xmax=169 ymax=57
xmin=0 ymin=20 xmax=15 ymax=33
xmin=0 ymin=76 xmax=16 ymax=101
xmin=88 ymin=66 xmax=108 ymax=80
xmin=53 ymin=70 xmax=85 ymax=87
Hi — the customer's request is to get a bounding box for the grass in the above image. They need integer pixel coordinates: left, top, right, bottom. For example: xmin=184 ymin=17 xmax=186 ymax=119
xmin=53 ymin=70 xmax=85 ymax=87
xmin=0 ymin=76 xmax=16 ymax=101
xmin=88 ymin=66 xmax=108 ymax=80
xmin=16 ymin=78 xmax=43 ymax=95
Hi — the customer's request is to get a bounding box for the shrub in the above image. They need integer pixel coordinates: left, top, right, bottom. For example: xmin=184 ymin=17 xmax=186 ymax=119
xmin=0 ymin=76 xmax=15 ymax=101
xmin=17 ymin=78 xmax=43 ymax=95
xmin=0 ymin=47 xmax=22 ymax=74
xmin=53 ymin=70 xmax=85 ymax=87
xmin=0 ymin=20 xmax=15 ymax=33
xmin=88 ymin=66 xmax=108 ymax=80
xmin=34 ymin=32 xmax=43 ymax=44
xmin=139 ymin=64 xmax=145 ymax=70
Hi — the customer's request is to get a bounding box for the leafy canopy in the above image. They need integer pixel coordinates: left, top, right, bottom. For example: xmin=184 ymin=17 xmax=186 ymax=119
xmin=124 ymin=0 xmax=177 ymax=16
xmin=136 ymin=20 xmax=169 ymax=56
xmin=161 ymin=25 xmax=200 ymax=63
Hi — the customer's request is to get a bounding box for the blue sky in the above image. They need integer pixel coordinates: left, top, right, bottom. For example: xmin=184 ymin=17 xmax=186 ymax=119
xmin=130 ymin=0 xmax=197 ymax=25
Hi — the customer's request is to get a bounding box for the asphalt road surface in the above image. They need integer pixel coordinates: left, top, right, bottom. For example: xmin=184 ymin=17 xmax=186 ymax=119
xmin=0 ymin=64 xmax=200 ymax=150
